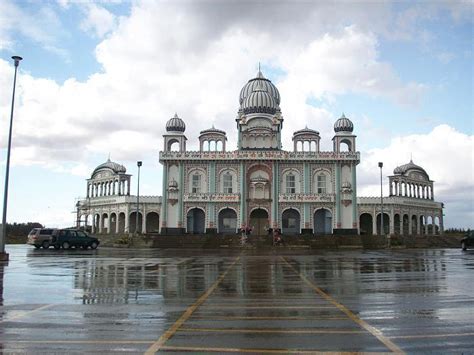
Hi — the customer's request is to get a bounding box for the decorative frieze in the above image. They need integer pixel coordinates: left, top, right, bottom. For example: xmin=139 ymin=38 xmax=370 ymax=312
xmin=160 ymin=150 xmax=360 ymax=162
xmin=279 ymin=193 xmax=334 ymax=202
xmin=183 ymin=193 xmax=240 ymax=202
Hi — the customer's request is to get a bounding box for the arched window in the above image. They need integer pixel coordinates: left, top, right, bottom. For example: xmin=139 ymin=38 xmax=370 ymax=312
xmin=223 ymin=172 xmax=233 ymax=193
xmin=286 ymin=173 xmax=296 ymax=194
xmin=317 ymin=174 xmax=327 ymax=193
xmin=191 ymin=174 xmax=201 ymax=193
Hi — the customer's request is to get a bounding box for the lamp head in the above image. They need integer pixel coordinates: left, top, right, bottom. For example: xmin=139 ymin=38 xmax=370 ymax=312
xmin=137 ymin=161 xmax=142 ymax=167
xmin=12 ymin=56 xmax=22 ymax=67
xmin=378 ymin=162 xmax=383 ymax=168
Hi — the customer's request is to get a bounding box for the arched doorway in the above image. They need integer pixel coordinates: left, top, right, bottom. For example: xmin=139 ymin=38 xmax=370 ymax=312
xmin=419 ymin=215 xmax=425 ymax=235
xmin=101 ymin=213 xmax=109 ymax=234
xmin=187 ymin=208 xmax=205 ymax=234
xmin=118 ymin=212 xmax=125 ymax=233
xmin=218 ymin=208 xmax=237 ymax=234
xmin=249 ymin=208 xmax=269 ymax=236
xmin=411 ymin=215 xmax=418 ymax=235
xmin=376 ymin=213 xmax=390 ymax=235
xmin=110 ymin=213 xmax=117 ymax=234
xmin=129 ymin=212 xmax=143 ymax=233
xmin=282 ymin=209 xmax=300 ymax=235
xmin=359 ymin=213 xmax=373 ymax=235
xmin=314 ymin=209 xmax=332 ymax=235
xmin=402 ymin=214 xmax=409 ymax=235
xmin=146 ymin=212 xmax=160 ymax=233
xmin=394 ymin=214 xmax=401 ymax=235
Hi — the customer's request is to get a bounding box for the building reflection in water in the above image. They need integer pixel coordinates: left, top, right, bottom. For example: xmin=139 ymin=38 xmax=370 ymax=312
xmin=73 ymin=252 xmax=447 ymax=305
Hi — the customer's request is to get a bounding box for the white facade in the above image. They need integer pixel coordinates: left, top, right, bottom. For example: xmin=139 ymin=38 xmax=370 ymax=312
xmin=77 ymin=70 xmax=444 ymax=236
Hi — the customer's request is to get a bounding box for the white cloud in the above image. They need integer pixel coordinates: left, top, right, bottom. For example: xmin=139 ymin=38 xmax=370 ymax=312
xmin=80 ymin=3 xmax=117 ymax=38
xmin=358 ymin=125 xmax=474 ymax=227
xmin=0 ymin=0 xmax=67 ymax=56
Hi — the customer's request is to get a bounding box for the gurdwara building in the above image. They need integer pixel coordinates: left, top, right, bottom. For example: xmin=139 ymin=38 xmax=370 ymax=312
xmin=77 ymin=70 xmax=444 ymax=236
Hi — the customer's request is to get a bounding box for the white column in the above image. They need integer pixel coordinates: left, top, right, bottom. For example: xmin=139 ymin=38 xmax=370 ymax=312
xmin=142 ymin=210 xmax=147 ymax=234
xmin=372 ymin=210 xmax=377 ymax=235
xmin=389 ymin=208 xmax=395 ymax=235
xmin=125 ymin=209 xmax=130 ymax=233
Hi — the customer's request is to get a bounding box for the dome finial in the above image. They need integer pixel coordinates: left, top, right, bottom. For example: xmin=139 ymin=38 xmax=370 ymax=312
xmin=257 ymin=62 xmax=264 ymax=79
xmin=174 ymin=112 xmax=178 ymax=118
xmin=410 ymin=152 xmax=413 ymax=163
xmin=341 ymin=112 xmax=346 ymax=118
xmin=107 ymin=152 xmax=111 ymax=162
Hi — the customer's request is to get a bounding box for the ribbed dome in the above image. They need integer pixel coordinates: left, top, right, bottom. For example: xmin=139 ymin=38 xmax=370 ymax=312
xmin=166 ymin=113 xmax=186 ymax=132
xmin=92 ymin=159 xmax=126 ymax=177
xmin=334 ymin=113 xmax=354 ymax=133
xmin=239 ymin=70 xmax=280 ymax=106
xmin=394 ymin=160 xmax=429 ymax=179
xmin=242 ymin=82 xmax=278 ymax=115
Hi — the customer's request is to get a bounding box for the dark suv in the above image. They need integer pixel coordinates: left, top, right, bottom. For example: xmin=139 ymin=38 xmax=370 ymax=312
xmin=53 ymin=229 xmax=100 ymax=250
xmin=461 ymin=231 xmax=474 ymax=251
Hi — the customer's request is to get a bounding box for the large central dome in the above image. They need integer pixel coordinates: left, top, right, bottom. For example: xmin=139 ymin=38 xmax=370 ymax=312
xmin=239 ymin=70 xmax=280 ymax=106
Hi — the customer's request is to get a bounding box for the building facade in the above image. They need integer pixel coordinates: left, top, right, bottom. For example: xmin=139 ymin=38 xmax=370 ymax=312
xmin=77 ymin=70 xmax=444 ymax=236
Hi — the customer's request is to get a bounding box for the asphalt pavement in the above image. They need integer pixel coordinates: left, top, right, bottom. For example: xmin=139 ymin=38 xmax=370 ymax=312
xmin=0 ymin=245 xmax=473 ymax=353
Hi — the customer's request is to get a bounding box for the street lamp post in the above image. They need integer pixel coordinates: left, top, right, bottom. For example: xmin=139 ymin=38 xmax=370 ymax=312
xmin=378 ymin=162 xmax=384 ymax=236
xmin=135 ymin=161 xmax=142 ymax=234
xmin=1 ymin=56 xmax=22 ymax=261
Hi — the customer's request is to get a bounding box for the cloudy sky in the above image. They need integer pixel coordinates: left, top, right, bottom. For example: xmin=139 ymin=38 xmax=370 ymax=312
xmin=0 ymin=0 xmax=472 ymax=228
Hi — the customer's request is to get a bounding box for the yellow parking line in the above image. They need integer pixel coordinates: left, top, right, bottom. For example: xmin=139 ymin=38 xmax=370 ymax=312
xmin=178 ymin=327 xmax=365 ymax=334
xmin=11 ymin=340 xmax=153 ymax=344
xmin=144 ymin=256 xmax=240 ymax=355
xmin=190 ymin=316 xmax=348 ymax=320
xmin=160 ymin=345 xmax=391 ymax=354
xmin=390 ymin=332 xmax=474 ymax=339
xmin=198 ymin=305 xmax=335 ymax=309
xmin=281 ymin=257 xmax=405 ymax=355
xmin=0 ymin=304 xmax=54 ymax=323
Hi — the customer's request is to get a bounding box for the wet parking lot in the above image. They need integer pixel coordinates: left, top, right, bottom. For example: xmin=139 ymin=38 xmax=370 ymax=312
xmin=0 ymin=245 xmax=473 ymax=354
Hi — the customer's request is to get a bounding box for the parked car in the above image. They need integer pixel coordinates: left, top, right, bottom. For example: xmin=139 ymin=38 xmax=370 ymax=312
xmin=461 ymin=231 xmax=474 ymax=251
xmin=27 ymin=228 xmax=58 ymax=249
xmin=53 ymin=229 xmax=100 ymax=250
xmin=53 ymin=229 xmax=100 ymax=249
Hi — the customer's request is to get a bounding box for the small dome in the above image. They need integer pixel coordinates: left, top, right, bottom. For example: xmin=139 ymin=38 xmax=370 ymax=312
xmin=334 ymin=113 xmax=354 ymax=133
xmin=242 ymin=82 xmax=278 ymax=115
xmin=394 ymin=160 xmax=429 ymax=179
xmin=239 ymin=70 xmax=280 ymax=106
xmin=293 ymin=127 xmax=320 ymax=136
xmin=166 ymin=113 xmax=186 ymax=132
xmin=200 ymin=126 xmax=226 ymax=135
xmin=92 ymin=158 xmax=126 ymax=177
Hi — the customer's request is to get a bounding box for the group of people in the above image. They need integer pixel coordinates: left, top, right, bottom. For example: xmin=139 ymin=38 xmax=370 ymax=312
xmin=238 ymin=225 xmax=284 ymax=246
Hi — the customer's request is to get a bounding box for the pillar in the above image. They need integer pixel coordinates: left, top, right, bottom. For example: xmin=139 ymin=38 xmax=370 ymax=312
xmin=161 ymin=163 xmax=168 ymax=231
xmin=142 ymin=209 xmax=147 ymax=234
xmin=335 ymin=162 xmax=341 ymax=228
xmin=239 ymin=161 xmax=246 ymax=227
xmin=207 ymin=161 xmax=216 ymax=233
xmin=389 ymin=208 xmax=395 ymax=235
xmin=124 ymin=207 xmax=129 ymax=233
xmin=302 ymin=162 xmax=311 ymax=233
xmin=351 ymin=163 xmax=357 ymax=231
xmin=372 ymin=209 xmax=377 ymax=236
xmin=178 ymin=162 xmax=184 ymax=229
xmin=272 ymin=161 xmax=279 ymax=228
